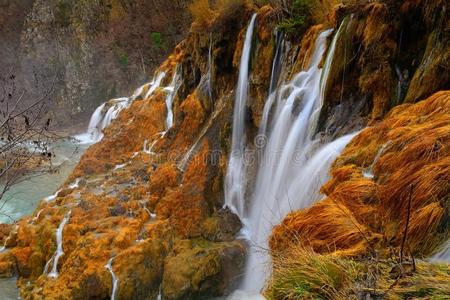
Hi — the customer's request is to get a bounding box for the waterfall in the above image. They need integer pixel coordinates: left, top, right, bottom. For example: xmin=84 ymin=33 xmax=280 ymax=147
xmin=44 ymin=189 xmax=61 ymax=202
xmin=260 ymin=31 xmax=285 ymax=136
xmin=207 ymin=33 xmax=213 ymax=102
xmin=224 ymin=13 xmax=257 ymax=217
xmin=269 ymin=31 xmax=284 ymax=95
xmin=86 ymin=103 xmax=106 ymax=142
xmin=164 ymin=66 xmax=182 ymax=130
xmin=105 ymin=257 xmax=119 ymax=300
xmin=238 ymin=22 xmax=355 ymax=292
xmin=47 ymin=210 xmax=72 ymax=279
xmin=0 ymin=234 xmax=11 ymax=252
xmin=78 ymin=72 xmax=166 ymax=144
xmin=144 ymin=72 xmax=166 ymax=100
xmin=363 ymin=142 xmax=390 ymax=178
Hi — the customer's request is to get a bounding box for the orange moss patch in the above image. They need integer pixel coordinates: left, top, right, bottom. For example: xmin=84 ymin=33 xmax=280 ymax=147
xmin=156 ymin=141 xmax=210 ymax=238
xmin=271 ymin=91 xmax=450 ymax=258
xmin=166 ymin=92 xmax=207 ymax=159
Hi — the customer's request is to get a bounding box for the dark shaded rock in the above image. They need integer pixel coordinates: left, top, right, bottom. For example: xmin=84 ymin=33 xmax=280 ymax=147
xmin=109 ymin=204 xmax=126 ymax=216
xmin=202 ymin=208 xmax=242 ymax=242
xmin=162 ymin=239 xmax=246 ymax=300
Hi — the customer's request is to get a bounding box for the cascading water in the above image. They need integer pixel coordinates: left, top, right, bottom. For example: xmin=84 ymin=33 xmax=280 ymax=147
xmin=224 ymin=13 xmax=257 ymax=217
xmin=207 ymin=33 xmax=213 ymax=102
xmin=164 ymin=66 xmax=182 ymax=130
xmin=260 ymin=31 xmax=285 ymax=136
xmin=46 ymin=210 xmax=72 ymax=279
xmin=145 ymin=72 xmax=166 ymax=100
xmin=79 ymin=72 xmax=166 ymax=144
xmin=236 ymin=21 xmax=356 ymax=292
xmin=268 ymin=31 xmax=284 ymax=95
xmin=363 ymin=142 xmax=390 ymax=178
xmin=105 ymin=257 xmax=119 ymax=300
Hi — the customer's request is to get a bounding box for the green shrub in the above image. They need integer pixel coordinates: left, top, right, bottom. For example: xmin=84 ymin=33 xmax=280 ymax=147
xmin=118 ymin=53 xmax=129 ymax=67
xmin=277 ymin=0 xmax=314 ymax=33
xmin=150 ymin=32 xmax=165 ymax=50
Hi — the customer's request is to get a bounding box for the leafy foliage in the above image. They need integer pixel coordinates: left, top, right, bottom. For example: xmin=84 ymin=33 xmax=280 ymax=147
xmin=150 ymin=32 xmax=165 ymax=50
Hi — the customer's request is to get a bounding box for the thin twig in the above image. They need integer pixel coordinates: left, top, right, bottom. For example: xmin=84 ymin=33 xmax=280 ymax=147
xmin=400 ymin=184 xmax=413 ymax=263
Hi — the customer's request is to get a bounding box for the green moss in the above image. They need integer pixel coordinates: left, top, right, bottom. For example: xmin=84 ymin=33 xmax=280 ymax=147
xmin=150 ymin=32 xmax=166 ymax=50
xmin=118 ymin=52 xmax=129 ymax=67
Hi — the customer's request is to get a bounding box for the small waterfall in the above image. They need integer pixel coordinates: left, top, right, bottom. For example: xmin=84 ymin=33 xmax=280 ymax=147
xmin=105 ymin=257 xmax=119 ymax=300
xmin=260 ymin=31 xmax=285 ymax=136
xmin=86 ymin=103 xmax=106 ymax=142
xmin=431 ymin=241 xmax=450 ymax=263
xmin=363 ymin=142 xmax=389 ymax=178
xmin=224 ymin=13 xmax=257 ymax=216
xmin=79 ymin=72 xmax=166 ymax=144
xmin=143 ymin=132 xmax=166 ymax=155
xmin=164 ymin=66 xmax=182 ymax=130
xmin=144 ymin=72 xmax=166 ymax=100
xmin=44 ymin=189 xmax=61 ymax=202
xmin=207 ymin=33 xmax=213 ymax=102
xmin=269 ymin=31 xmax=284 ymax=95
xmin=47 ymin=210 xmax=72 ymax=279
xmin=0 ymin=234 xmax=11 ymax=252
xmin=239 ymin=23 xmax=353 ymax=292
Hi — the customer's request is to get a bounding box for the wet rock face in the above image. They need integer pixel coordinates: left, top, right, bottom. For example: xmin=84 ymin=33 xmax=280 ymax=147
xmin=162 ymin=240 xmax=246 ymax=300
xmin=317 ymin=0 xmax=449 ymax=136
xmin=1 ymin=0 xmax=193 ymax=127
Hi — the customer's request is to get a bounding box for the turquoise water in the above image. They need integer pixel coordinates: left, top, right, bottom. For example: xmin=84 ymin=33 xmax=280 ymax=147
xmin=0 ymin=139 xmax=88 ymax=224
xmin=0 ymin=138 xmax=88 ymax=297
xmin=0 ymin=278 xmax=20 ymax=300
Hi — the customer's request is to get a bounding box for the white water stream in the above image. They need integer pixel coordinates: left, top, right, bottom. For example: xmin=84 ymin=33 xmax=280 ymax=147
xmin=45 ymin=210 xmax=72 ymax=279
xmin=164 ymin=66 xmax=182 ymax=130
xmin=224 ymin=14 xmax=257 ymax=217
xmin=78 ymin=72 xmax=167 ymax=144
xmin=105 ymin=257 xmax=119 ymax=300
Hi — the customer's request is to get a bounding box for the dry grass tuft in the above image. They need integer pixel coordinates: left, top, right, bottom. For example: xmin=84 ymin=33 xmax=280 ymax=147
xmin=267 ymin=246 xmax=450 ymax=299
xmin=267 ymin=247 xmax=360 ymax=300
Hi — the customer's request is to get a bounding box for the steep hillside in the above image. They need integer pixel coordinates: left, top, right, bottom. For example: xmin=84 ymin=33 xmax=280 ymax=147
xmin=0 ymin=0 xmax=192 ymax=128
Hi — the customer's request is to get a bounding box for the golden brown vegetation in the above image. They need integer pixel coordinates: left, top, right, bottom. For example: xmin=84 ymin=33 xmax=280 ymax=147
xmin=189 ymin=0 xmax=249 ymax=30
xmin=267 ymin=247 xmax=450 ymax=299
xmin=267 ymin=247 xmax=360 ymax=299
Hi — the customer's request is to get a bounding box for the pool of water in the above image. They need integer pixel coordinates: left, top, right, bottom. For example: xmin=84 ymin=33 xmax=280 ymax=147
xmin=0 ymin=278 xmax=20 ymax=299
xmin=0 ymin=138 xmax=89 ymax=297
xmin=0 ymin=138 xmax=88 ymax=224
